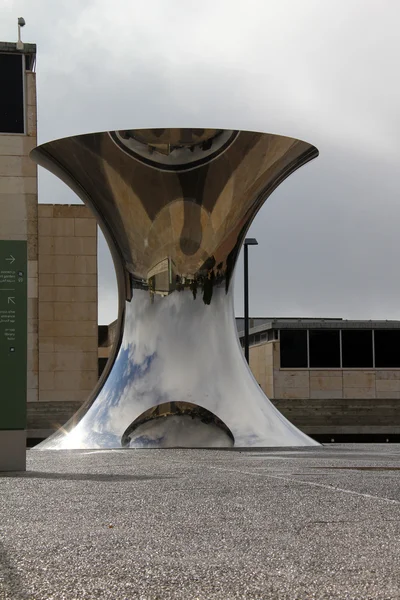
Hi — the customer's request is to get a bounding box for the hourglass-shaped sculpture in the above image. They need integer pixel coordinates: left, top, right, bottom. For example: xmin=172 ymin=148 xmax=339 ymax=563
xmin=31 ymin=128 xmax=319 ymax=449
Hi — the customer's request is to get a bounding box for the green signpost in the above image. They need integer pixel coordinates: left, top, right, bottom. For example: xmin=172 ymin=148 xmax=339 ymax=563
xmin=0 ymin=240 xmax=27 ymax=431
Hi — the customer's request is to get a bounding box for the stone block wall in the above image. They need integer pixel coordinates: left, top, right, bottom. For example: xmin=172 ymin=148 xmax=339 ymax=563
xmin=27 ymin=400 xmax=82 ymax=439
xmin=37 ymin=205 xmax=98 ymax=403
xmin=249 ymin=342 xmax=274 ymax=397
xmin=271 ymin=397 xmax=400 ymax=435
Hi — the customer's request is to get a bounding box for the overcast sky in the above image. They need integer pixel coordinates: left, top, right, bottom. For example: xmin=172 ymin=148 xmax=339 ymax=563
xmin=2 ymin=0 xmax=400 ymax=324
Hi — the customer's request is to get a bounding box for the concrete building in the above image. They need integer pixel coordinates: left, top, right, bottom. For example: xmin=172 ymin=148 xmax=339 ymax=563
xmin=0 ymin=41 xmax=37 ymax=393
xmin=0 ymin=40 xmax=37 ymax=467
xmin=0 ymin=37 xmax=99 ymax=447
xmin=238 ymin=318 xmax=400 ymax=441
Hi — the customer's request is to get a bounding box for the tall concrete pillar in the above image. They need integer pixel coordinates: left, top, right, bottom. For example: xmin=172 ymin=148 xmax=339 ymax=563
xmin=0 ymin=40 xmax=37 ymax=471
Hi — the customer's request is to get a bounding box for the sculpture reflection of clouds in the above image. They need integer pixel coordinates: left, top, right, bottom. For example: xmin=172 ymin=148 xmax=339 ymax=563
xmin=126 ymin=415 xmax=234 ymax=448
xmin=56 ymin=285 xmax=318 ymax=449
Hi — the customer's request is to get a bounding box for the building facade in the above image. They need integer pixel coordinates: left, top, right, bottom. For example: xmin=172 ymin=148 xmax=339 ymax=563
xmin=0 ymin=41 xmax=38 ymax=465
xmin=0 ymin=42 xmax=37 ymax=399
xmin=239 ymin=319 xmax=400 ymax=440
xmin=0 ymin=38 xmax=99 ymax=444
xmin=33 ymin=204 xmax=98 ymax=439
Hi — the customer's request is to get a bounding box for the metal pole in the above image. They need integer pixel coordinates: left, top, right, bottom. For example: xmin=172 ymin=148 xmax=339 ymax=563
xmin=244 ymin=242 xmax=249 ymax=363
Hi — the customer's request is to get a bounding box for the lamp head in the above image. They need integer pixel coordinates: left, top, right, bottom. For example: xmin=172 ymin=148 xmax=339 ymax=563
xmin=244 ymin=238 xmax=258 ymax=246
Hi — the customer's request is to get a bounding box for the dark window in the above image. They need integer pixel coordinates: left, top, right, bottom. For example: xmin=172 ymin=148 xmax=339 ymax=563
xmin=98 ymin=325 xmax=109 ymax=347
xmin=280 ymin=329 xmax=308 ymax=368
xmin=342 ymin=330 xmax=373 ymax=368
xmin=375 ymin=330 xmax=400 ymax=368
xmin=0 ymin=53 xmax=24 ymax=133
xmin=98 ymin=357 xmax=108 ymax=378
xmin=25 ymin=54 xmax=35 ymax=71
xmin=309 ymin=330 xmax=340 ymax=368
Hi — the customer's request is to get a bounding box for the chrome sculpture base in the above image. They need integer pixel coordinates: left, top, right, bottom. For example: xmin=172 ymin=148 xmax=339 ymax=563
xmin=41 ymin=287 xmax=317 ymax=448
xmin=31 ymin=128 xmax=320 ymax=449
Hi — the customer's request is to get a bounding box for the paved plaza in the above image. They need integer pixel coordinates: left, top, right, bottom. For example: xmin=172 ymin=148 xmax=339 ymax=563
xmin=1 ymin=444 xmax=400 ymax=599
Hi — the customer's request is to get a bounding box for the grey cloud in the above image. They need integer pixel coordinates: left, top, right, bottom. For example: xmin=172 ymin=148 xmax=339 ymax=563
xmin=2 ymin=0 xmax=400 ymax=323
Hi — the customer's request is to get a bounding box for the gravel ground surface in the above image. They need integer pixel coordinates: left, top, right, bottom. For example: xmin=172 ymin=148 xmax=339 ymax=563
xmin=1 ymin=444 xmax=400 ymax=600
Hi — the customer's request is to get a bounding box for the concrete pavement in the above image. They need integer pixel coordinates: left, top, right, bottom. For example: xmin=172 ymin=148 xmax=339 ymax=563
xmin=1 ymin=444 xmax=399 ymax=599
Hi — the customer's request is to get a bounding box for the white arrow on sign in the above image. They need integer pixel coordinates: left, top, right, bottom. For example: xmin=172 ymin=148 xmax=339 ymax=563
xmin=8 ymin=297 xmax=15 ymax=304
xmin=5 ymin=255 xmax=15 ymax=264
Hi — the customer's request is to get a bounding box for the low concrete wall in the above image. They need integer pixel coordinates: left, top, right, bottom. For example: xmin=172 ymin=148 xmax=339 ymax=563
xmin=272 ymin=398 xmax=400 ymax=435
xmin=27 ymin=401 xmax=82 ymax=439
xmin=28 ymin=398 xmax=400 ymax=441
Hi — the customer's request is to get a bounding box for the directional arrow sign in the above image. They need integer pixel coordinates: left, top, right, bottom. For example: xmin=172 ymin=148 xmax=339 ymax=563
xmin=5 ymin=255 xmax=15 ymax=264
xmin=8 ymin=297 xmax=15 ymax=304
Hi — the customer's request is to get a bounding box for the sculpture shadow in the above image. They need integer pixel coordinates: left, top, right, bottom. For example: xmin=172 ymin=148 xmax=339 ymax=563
xmin=1 ymin=471 xmax=176 ymax=483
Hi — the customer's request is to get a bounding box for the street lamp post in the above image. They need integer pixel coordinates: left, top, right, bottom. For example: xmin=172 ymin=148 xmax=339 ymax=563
xmin=243 ymin=237 xmax=258 ymax=363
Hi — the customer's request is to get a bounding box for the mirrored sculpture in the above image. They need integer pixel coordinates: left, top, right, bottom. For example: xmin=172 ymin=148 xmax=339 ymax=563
xmin=31 ymin=128 xmax=319 ymax=448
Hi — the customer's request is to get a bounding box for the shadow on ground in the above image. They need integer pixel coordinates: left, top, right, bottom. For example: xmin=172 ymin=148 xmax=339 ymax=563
xmin=0 ymin=542 xmax=26 ymax=600
xmin=0 ymin=472 xmax=177 ymax=483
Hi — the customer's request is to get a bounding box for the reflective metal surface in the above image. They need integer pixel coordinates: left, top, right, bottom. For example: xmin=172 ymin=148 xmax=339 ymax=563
xmin=31 ymin=128 xmax=319 ymax=448
xmin=121 ymin=401 xmax=235 ymax=448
